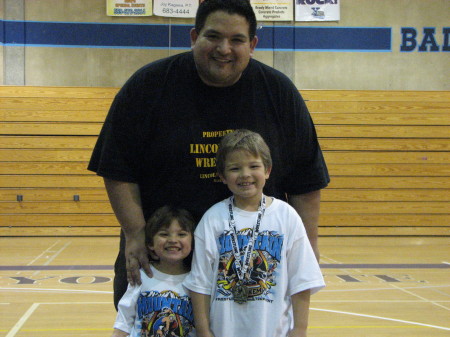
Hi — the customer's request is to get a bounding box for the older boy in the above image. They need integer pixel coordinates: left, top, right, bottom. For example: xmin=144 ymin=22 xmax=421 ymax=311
xmin=183 ymin=130 xmax=325 ymax=337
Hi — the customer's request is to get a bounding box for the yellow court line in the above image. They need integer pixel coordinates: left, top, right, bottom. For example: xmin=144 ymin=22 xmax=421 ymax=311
xmin=0 ymin=328 xmax=111 ymax=332
xmin=310 ymin=325 xmax=437 ymax=329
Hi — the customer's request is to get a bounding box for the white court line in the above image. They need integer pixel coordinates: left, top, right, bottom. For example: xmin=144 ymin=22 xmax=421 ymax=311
xmin=321 ymin=284 xmax=450 ymax=292
xmin=42 ymin=241 xmax=71 ymax=266
xmin=389 ymin=283 xmax=450 ymax=311
xmin=39 ymin=301 xmax=111 ymax=305
xmin=25 ymin=240 xmax=71 ymax=277
xmin=16 ymin=241 xmax=63 ymax=277
xmin=311 ymin=307 xmax=450 ymax=331
xmin=313 ymin=300 xmax=450 ymax=303
xmin=6 ymin=303 xmax=40 ymax=337
xmin=27 ymin=240 xmax=61 ymax=265
xmin=319 ymin=255 xmax=342 ymax=264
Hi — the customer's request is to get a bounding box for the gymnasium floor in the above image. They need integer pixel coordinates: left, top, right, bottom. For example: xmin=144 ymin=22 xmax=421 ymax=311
xmin=0 ymin=236 xmax=449 ymax=336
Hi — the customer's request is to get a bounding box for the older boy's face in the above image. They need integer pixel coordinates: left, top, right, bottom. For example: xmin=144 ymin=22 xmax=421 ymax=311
xmin=190 ymin=10 xmax=258 ymax=87
xmin=219 ymin=150 xmax=271 ymax=210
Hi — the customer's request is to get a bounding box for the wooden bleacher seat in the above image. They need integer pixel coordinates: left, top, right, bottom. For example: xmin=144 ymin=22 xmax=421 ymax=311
xmin=0 ymin=86 xmax=448 ymax=236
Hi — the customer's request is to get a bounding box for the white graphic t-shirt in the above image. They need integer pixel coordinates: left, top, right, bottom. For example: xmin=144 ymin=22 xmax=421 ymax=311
xmin=184 ymin=197 xmax=325 ymax=337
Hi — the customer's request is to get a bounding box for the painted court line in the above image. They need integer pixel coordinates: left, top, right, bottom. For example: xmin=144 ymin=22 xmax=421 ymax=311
xmin=40 ymin=301 xmax=111 ymax=304
xmin=0 ymin=265 xmax=113 ymax=270
xmin=26 ymin=241 xmax=61 ymax=265
xmin=43 ymin=241 xmax=71 ymax=266
xmin=311 ymin=307 xmax=450 ymax=331
xmin=313 ymin=299 xmax=450 ymax=303
xmin=1 ymin=263 xmax=449 ymax=270
xmin=0 ymin=287 xmax=113 ymax=294
xmin=6 ymin=303 xmax=40 ymax=337
xmin=322 ymin=284 xmax=450 ymax=292
xmin=389 ymin=283 xmax=450 ymax=311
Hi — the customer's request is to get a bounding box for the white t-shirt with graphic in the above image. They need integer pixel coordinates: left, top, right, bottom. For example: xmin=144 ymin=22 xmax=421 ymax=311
xmin=114 ymin=267 xmax=195 ymax=337
xmin=183 ymin=197 xmax=325 ymax=337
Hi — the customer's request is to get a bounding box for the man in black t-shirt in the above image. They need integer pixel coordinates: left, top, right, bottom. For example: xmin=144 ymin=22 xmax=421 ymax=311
xmin=89 ymin=0 xmax=329 ymax=309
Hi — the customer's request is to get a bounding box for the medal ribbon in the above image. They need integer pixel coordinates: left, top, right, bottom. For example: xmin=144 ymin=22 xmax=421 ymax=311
xmin=228 ymin=195 xmax=266 ymax=282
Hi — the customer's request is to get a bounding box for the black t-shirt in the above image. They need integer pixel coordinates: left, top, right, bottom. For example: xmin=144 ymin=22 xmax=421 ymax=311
xmin=88 ymin=52 xmax=329 ymax=221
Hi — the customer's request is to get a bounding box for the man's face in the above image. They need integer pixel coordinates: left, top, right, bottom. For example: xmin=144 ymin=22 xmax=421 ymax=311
xmin=190 ymin=10 xmax=258 ymax=87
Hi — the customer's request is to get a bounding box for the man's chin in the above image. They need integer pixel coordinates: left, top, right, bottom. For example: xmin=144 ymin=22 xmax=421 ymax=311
xmin=206 ymin=73 xmax=240 ymax=87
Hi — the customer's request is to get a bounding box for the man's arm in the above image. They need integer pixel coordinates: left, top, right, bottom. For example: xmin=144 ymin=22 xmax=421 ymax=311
xmin=104 ymin=178 xmax=152 ymax=285
xmin=189 ymin=291 xmax=215 ymax=337
xmin=288 ymin=290 xmax=311 ymax=337
xmin=287 ymin=189 xmax=321 ymax=261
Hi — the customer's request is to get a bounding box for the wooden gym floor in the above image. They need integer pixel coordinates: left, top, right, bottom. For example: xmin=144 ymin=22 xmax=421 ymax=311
xmin=0 ymin=236 xmax=449 ymax=336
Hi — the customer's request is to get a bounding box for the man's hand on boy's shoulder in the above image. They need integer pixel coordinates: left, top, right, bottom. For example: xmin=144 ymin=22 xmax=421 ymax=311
xmin=125 ymin=233 xmax=152 ymax=285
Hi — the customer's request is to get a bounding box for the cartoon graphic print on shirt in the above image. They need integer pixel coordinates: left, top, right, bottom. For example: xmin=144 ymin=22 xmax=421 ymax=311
xmin=216 ymin=229 xmax=284 ymax=302
xmin=137 ymin=290 xmax=194 ymax=337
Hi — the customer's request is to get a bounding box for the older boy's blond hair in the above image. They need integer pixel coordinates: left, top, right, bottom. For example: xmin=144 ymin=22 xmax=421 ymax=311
xmin=216 ymin=129 xmax=272 ymax=176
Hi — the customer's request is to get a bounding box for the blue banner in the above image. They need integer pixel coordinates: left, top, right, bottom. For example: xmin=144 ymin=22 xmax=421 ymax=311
xmin=0 ymin=20 xmax=391 ymax=52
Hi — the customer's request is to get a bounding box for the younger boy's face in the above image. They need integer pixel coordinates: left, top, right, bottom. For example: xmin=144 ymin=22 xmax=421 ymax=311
xmin=219 ymin=149 xmax=271 ymax=209
xmin=148 ymin=220 xmax=192 ymax=267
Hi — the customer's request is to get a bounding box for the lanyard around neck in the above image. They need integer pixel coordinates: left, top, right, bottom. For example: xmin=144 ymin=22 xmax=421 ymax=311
xmin=227 ymin=195 xmax=266 ymax=281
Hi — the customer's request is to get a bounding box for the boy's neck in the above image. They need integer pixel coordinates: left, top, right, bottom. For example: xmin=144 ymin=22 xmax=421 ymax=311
xmin=151 ymin=261 xmax=188 ymax=275
xmin=233 ymin=194 xmax=272 ymax=212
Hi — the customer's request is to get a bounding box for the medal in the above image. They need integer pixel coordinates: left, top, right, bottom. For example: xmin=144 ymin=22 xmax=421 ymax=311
xmin=228 ymin=196 xmax=266 ymax=304
xmin=231 ymin=280 xmax=249 ymax=304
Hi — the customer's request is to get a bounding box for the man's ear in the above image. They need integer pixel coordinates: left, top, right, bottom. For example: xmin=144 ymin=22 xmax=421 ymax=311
xmin=249 ymin=35 xmax=259 ymax=58
xmin=190 ymin=28 xmax=199 ymax=48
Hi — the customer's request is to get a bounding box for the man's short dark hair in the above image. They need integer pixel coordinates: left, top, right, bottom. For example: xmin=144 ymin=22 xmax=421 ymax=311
xmin=195 ymin=0 xmax=257 ymax=41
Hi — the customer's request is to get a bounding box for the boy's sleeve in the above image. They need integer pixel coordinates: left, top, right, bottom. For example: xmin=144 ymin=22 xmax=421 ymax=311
xmin=183 ymin=218 xmax=216 ymax=295
xmin=113 ymin=280 xmax=142 ymax=333
xmin=287 ymin=213 xmax=325 ymax=296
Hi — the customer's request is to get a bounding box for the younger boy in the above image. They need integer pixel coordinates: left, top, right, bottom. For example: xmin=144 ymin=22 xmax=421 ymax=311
xmin=183 ymin=129 xmax=325 ymax=337
xmin=112 ymin=206 xmax=196 ymax=337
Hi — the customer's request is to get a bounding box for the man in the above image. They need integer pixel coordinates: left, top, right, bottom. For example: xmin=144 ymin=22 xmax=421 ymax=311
xmin=89 ymin=0 xmax=329 ymax=309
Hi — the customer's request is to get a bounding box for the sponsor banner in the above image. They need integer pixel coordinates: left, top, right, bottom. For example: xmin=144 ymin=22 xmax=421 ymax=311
xmin=250 ymin=0 xmax=293 ymax=22
xmin=153 ymin=0 xmax=198 ymax=18
xmin=295 ymin=0 xmax=340 ymax=22
xmin=106 ymin=0 xmax=152 ymax=16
